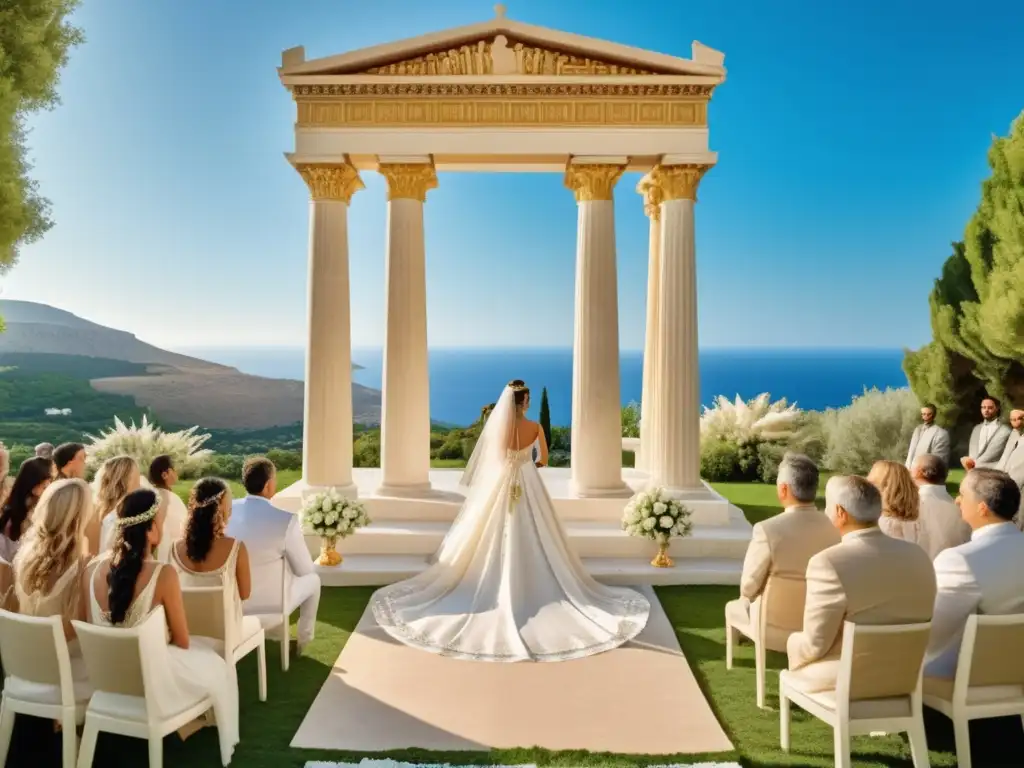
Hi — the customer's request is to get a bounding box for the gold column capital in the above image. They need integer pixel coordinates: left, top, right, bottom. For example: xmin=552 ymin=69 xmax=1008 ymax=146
xmin=649 ymin=164 xmax=712 ymax=203
xmin=564 ymin=163 xmax=625 ymax=203
xmin=379 ymin=163 xmax=438 ymax=202
xmin=636 ymin=175 xmax=665 ymax=220
xmin=295 ymin=163 xmax=364 ymax=203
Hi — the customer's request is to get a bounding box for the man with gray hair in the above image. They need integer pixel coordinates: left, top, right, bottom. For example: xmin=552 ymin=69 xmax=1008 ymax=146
xmin=925 ymin=468 xmax=1024 ymax=678
xmin=34 ymin=442 xmax=54 ymax=460
xmin=725 ymin=453 xmax=838 ymax=659
xmin=786 ymin=475 xmax=936 ymax=690
xmin=911 ymin=454 xmax=970 ymax=558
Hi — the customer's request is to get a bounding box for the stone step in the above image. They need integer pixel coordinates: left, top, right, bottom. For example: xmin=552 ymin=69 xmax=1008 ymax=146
xmin=315 ymin=555 xmax=741 ymax=588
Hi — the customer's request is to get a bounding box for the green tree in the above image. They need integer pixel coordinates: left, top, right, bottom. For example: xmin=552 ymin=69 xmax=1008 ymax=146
xmin=538 ymin=387 xmax=552 ymax=447
xmin=904 ymin=110 xmax=1024 ymax=437
xmin=0 ymin=0 xmax=83 ymax=270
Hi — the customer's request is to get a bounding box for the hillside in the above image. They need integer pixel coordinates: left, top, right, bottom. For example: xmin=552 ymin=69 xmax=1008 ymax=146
xmin=0 ymin=301 xmax=381 ymax=429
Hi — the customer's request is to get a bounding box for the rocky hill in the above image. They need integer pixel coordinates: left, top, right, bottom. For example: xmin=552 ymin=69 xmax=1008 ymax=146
xmin=0 ymin=301 xmax=381 ymax=429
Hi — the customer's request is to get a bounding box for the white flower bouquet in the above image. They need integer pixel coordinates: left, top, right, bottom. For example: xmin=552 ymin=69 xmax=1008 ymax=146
xmin=300 ymin=488 xmax=371 ymax=566
xmin=621 ymin=487 xmax=693 ymax=567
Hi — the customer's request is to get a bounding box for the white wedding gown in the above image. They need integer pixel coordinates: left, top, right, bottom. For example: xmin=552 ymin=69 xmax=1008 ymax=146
xmin=370 ymin=386 xmax=650 ymax=662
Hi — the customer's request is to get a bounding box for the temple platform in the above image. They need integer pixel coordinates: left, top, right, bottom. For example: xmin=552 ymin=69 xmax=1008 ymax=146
xmin=274 ymin=467 xmax=752 ymax=587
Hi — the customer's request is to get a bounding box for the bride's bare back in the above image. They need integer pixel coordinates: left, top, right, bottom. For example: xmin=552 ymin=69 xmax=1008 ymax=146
xmin=510 ymin=418 xmax=549 ymax=466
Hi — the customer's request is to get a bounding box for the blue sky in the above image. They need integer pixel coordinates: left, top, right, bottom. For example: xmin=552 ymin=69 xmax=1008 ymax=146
xmin=2 ymin=0 xmax=1020 ymax=350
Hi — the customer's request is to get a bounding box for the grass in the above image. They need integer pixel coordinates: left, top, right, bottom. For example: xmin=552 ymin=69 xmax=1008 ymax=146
xmin=11 ymin=471 xmax=1014 ymax=768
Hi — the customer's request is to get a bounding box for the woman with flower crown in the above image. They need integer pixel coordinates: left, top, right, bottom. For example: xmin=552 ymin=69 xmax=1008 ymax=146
xmin=82 ymin=488 xmax=239 ymax=757
xmin=370 ymin=380 xmax=650 ymax=662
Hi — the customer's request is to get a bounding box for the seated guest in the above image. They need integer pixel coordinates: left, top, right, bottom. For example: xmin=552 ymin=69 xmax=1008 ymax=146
xmin=868 ymin=460 xmax=930 ymax=552
xmin=170 ymin=477 xmax=255 ymax=639
xmin=53 ymin=443 xmax=87 ymax=481
xmin=88 ymin=455 xmax=141 ymax=555
xmin=786 ymin=475 xmax=936 ymax=690
xmin=34 ymin=443 xmax=54 ymax=460
xmin=725 ymin=453 xmax=838 ymax=649
xmin=911 ymin=454 xmax=970 ymax=558
xmin=905 ymin=403 xmax=951 ymax=468
xmin=228 ymin=457 xmax=320 ymax=652
xmin=924 ymin=469 xmax=1024 ymax=677
xmin=0 ymin=457 xmax=55 ymax=561
xmin=83 ymin=489 xmax=238 ymax=757
xmin=148 ymin=455 xmax=188 ymax=561
xmin=960 ymin=396 xmax=1011 ymax=471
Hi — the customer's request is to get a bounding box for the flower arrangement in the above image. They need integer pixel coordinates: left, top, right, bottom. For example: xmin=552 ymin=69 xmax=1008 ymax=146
xmin=300 ymin=489 xmax=371 ymax=567
xmin=621 ymin=487 xmax=693 ymax=567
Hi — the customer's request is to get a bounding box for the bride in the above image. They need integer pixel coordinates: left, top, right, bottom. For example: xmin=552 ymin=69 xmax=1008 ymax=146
xmin=370 ymin=380 xmax=650 ymax=662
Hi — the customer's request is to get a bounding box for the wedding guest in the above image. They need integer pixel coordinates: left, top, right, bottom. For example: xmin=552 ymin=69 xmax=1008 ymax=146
xmin=905 ymin=403 xmax=951 ymax=468
xmin=996 ymin=410 xmax=1024 ymax=524
xmin=88 ymin=455 xmax=141 ymax=556
xmin=53 ymin=442 xmax=87 ymax=480
xmin=786 ymin=475 xmax=936 ymax=690
xmin=960 ymin=396 xmax=1011 ymax=471
xmin=725 ymin=453 xmax=837 ymax=650
xmin=83 ymin=489 xmax=239 ymax=758
xmin=911 ymin=454 xmax=970 ymax=558
xmin=924 ymin=469 xmax=1024 ymax=678
xmin=0 ymin=444 xmax=13 ymax=508
xmin=868 ymin=460 xmax=930 ymax=552
xmin=170 ymin=477 xmax=256 ymax=640
xmin=0 ymin=457 xmax=55 ymax=561
xmin=148 ymin=455 xmax=188 ymax=561
xmin=228 ymin=457 xmax=321 ymax=653
xmin=34 ymin=443 xmax=54 ymax=460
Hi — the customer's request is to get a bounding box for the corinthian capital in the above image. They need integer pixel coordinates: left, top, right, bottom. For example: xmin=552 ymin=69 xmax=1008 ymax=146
xmin=379 ymin=163 xmax=438 ymax=202
xmin=649 ymin=164 xmax=712 ymax=203
xmin=295 ymin=163 xmax=364 ymax=203
xmin=636 ymin=175 xmax=665 ymax=220
xmin=564 ymin=164 xmax=625 ymax=203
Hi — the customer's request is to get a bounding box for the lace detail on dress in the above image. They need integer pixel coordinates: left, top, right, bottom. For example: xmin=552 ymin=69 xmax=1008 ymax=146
xmin=89 ymin=556 xmax=164 ymax=628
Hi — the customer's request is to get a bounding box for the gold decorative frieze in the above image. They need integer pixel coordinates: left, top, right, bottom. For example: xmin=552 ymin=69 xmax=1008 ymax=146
xmin=564 ymin=164 xmax=625 ymax=202
xmin=649 ymin=164 xmax=711 ymax=202
xmin=360 ymin=36 xmax=658 ymax=76
xmin=295 ymin=163 xmax=364 ymax=203
xmin=293 ymin=83 xmax=713 ymax=98
xmin=379 ymin=163 xmax=438 ymax=202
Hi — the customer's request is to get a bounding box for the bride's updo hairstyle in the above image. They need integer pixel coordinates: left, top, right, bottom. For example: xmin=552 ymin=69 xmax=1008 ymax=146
xmin=508 ymin=379 xmax=530 ymax=412
xmin=107 ymin=488 xmax=160 ymax=625
xmin=186 ymin=477 xmax=229 ymax=563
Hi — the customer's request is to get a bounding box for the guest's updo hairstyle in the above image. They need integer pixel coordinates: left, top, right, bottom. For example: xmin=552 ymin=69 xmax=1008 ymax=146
xmin=185 ymin=477 xmax=229 ymax=563
xmin=508 ymin=379 xmax=530 ymax=412
xmin=107 ymin=489 xmax=160 ymax=625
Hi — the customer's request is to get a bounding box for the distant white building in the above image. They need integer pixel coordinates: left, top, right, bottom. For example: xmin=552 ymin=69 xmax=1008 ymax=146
xmin=44 ymin=408 xmax=72 ymax=416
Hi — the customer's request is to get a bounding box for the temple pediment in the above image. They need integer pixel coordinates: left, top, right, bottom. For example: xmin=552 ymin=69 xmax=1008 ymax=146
xmin=279 ymin=11 xmax=725 ymax=80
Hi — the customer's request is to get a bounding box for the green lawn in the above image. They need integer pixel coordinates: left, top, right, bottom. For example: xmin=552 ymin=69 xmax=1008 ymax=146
xmin=11 ymin=471 xmax=1014 ymax=768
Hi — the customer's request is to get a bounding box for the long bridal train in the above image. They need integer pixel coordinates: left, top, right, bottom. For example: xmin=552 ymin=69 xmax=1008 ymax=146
xmin=369 ymin=383 xmax=651 ymax=662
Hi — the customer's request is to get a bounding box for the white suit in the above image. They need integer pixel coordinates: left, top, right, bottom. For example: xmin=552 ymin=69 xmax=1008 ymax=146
xmin=227 ymin=495 xmax=321 ymax=645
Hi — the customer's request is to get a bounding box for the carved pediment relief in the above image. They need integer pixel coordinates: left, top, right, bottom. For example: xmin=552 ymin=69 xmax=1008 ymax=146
xmin=361 ymin=35 xmax=658 ymax=76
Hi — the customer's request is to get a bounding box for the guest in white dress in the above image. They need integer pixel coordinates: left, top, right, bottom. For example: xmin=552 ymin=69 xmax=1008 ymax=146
xmin=170 ymin=477 xmax=259 ymax=642
xmin=89 ymin=455 xmax=141 ymax=556
xmin=53 ymin=442 xmax=87 ymax=481
xmin=868 ymin=459 xmax=931 ymax=553
xmin=147 ymin=455 xmax=189 ymax=561
xmin=82 ymin=488 xmax=239 ymax=759
xmin=0 ymin=457 xmax=54 ymax=562
xmin=13 ymin=478 xmax=93 ymax=684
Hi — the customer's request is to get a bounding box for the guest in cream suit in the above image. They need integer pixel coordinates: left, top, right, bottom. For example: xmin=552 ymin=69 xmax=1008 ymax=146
xmin=925 ymin=468 xmax=1024 ymax=677
xmin=786 ymin=475 xmax=936 ymax=690
xmin=725 ymin=454 xmax=839 ymax=650
xmin=227 ymin=457 xmax=321 ymax=651
xmin=911 ymin=454 xmax=970 ymax=559
xmin=960 ymin=397 xmax=1011 ymax=471
xmin=997 ymin=411 xmax=1024 ymax=518
xmin=905 ymin=403 xmax=951 ymax=468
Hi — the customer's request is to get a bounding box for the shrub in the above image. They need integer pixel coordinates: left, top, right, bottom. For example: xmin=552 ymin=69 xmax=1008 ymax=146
xmin=435 ymin=437 xmax=467 ymax=461
xmin=821 ymin=387 xmax=919 ymax=474
xmin=84 ymin=415 xmax=212 ymax=477
xmin=266 ymin=448 xmax=301 ymax=471
xmin=621 ymin=402 xmax=641 ymax=438
xmin=700 ymin=439 xmax=742 ymax=482
xmin=550 ymin=426 xmax=571 ymax=452
xmin=548 ymin=449 xmax=571 ymax=468
xmin=208 ymin=453 xmax=245 ymax=481
xmin=353 ymin=432 xmax=380 ymax=468
xmin=755 ymin=441 xmax=789 ymax=484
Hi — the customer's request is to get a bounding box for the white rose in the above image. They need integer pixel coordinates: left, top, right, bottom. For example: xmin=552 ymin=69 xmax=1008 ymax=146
xmin=325 ymin=510 xmax=338 ymax=524
xmin=312 ymin=511 xmax=324 ymax=525
xmin=626 ymin=508 xmax=641 ymax=524
xmin=654 ymin=501 xmax=667 ymax=515
xmin=640 ymin=504 xmax=652 ymax=519
xmin=659 ymin=515 xmax=674 ymax=529
xmin=344 ymin=507 xmax=357 ymax=519
xmin=642 ymin=517 xmax=656 ymax=531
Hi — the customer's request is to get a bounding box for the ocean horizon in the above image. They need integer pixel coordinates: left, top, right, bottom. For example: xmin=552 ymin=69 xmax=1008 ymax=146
xmin=175 ymin=346 xmax=910 ymax=427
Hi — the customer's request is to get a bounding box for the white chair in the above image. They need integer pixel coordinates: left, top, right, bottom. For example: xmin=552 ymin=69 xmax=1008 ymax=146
xmin=246 ymin=556 xmax=292 ymax=671
xmin=0 ymin=609 xmax=91 ymax=768
xmin=780 ymin=620 xmax=932 ymax=768
xmin=181 ymin=582 xmax=267 ymax=701
xmin=73 ymin=607 xmax=230 ymax=768
xmin=923 ymin=613 xmax=1024 ymax=768
xmin=725 ymin=575 xmax=806 ymax=708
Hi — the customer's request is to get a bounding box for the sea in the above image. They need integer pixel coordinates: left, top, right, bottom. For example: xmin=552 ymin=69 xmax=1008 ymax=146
xmin=177 ymin=346 xmax=909 ymax=427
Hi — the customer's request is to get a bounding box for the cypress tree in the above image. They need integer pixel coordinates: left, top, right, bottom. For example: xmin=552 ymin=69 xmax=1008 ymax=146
xmin=539 ymin=387 xmax=553 ymax=447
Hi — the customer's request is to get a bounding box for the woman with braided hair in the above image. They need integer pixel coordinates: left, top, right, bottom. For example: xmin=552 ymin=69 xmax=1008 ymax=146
xmin=83 ymin=489 xmax=239 ymax=758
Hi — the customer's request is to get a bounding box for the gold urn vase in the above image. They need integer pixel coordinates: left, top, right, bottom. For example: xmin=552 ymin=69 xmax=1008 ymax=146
xmin=317 ymin=536 xmax=343 ymax=567
xmin=651 ymin=539 xmax=674 ymax=568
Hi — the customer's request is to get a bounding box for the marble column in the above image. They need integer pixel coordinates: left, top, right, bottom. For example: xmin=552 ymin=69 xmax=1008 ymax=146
xmin=377 ymin=163 xmax=437 ymax=496
xmin=637 ymin=175 xmax=664 ymax=473
xmin=649 ymin=164 xmax=710 ymax=491
xmin=295 ymin=162 xmax=364 ymax=494
xmin=564 ymin=163 xmax=629 ymax=497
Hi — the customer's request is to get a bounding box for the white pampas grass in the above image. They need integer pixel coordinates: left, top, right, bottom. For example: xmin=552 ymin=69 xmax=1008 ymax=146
xmin=84 ymin=414 xmax=212 ymax=476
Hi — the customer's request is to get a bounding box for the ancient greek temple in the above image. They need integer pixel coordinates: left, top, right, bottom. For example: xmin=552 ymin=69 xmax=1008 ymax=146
xmin=275 ymin=7 xmax=750 ymax=584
